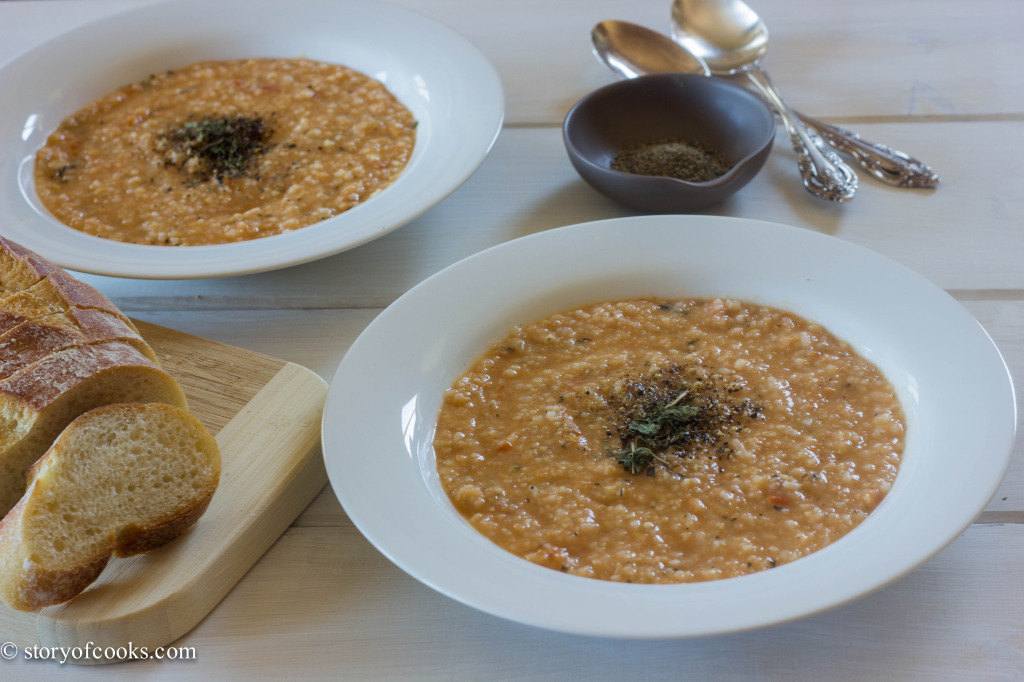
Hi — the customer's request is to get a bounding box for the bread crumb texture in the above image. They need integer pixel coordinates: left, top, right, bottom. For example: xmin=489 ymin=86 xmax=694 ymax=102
xmin=0 ymin=403 xmax=220 ymax=611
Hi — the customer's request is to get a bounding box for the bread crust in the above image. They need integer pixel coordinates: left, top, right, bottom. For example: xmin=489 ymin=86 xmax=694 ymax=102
xmin=0 ymin=403 xmax=221 ymax=611
xmin=0 ymin=236 xmax=62 ymax=297
xmin=115 ymin=491 xmax=215 ymax=557
xmin=0 ymin=273 xmax=123 ymax=321
xmin=0 ymin=311 xmax=27 ymax=336
xmin=0 ymin=491 xmax=111 ymax=612
xmin=0 ymin=308 xmax=156 ymax=380
xmin=0 ymin=341 xmax=185 ymax=413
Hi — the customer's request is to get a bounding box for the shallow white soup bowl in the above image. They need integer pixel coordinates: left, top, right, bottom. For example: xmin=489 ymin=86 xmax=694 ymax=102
xmin=322 ymin=215 xmax=1016 ymax=638
xmin=0 ymin=0 xmax=503 ymax=278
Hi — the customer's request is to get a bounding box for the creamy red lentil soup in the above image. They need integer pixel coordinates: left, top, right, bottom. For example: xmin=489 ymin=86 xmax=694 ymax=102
xmin=433 ymin=297 xmax=905 ymax=584
xmin=34 ymin=58 xmax=416 ymax=245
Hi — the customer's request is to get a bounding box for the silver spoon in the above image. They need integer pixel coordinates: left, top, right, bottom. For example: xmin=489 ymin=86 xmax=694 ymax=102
xmin=593 ymin=20 xmax=939 ymax=189
xmin=593 ymin=19 xmax=712 ymax=78
xmin=668 ymin=0 xmax=858 ymax=202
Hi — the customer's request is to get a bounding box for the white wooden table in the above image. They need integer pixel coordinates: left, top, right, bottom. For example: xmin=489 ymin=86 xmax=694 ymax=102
xmin=2 ymin=0 xmax=1022 ymax=678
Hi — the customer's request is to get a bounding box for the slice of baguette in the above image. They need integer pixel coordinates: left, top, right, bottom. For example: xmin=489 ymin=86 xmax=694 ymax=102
xmin=0 ymin=402 xmax=220 ymax=612
xmin=0 ymin=307 xmax=156 ymax=381
xmin=0 ymin=342 xmax=189 ymax=515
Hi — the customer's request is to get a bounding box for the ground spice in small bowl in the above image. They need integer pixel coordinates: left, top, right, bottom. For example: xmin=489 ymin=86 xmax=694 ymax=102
xmin=611 ymin=139 xmax=733 ymax=183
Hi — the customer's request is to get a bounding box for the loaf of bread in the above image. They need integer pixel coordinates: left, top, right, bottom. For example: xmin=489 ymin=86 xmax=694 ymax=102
xmin=0 ymin=236 xmax=220 ymax=612
xmin=0 ymin=403 xmax=221 ymax=611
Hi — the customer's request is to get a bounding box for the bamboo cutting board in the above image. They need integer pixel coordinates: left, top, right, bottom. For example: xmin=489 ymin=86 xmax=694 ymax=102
xmin=0 ymin=321 xmax=329 ymax=663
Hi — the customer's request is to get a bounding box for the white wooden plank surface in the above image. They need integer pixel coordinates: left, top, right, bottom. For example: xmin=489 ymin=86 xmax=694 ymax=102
xmin=5 ymin=524 xmax=1024 ymax=680
xmin=5 ymin=0 xmax=1022 ymax=125
xmin=0 ymin=0 xmax=1021 ymax=678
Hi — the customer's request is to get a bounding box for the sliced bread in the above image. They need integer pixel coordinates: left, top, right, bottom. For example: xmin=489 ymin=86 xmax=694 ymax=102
xmin=0 ymin=402 xmax=221 ymax=612
xmin=0 ymin=341 xmax=189 ymax=515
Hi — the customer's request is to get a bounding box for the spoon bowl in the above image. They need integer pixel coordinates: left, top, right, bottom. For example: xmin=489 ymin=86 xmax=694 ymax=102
xmin=671 ymin=0 xmax=859 ymax=202
xmin=670 ymin=0 xmax=768 ymax=73
xmin=592 ymin=20 xmax=709 ymax=79
xmin=563 ymin=73 xmax=776 ymax=212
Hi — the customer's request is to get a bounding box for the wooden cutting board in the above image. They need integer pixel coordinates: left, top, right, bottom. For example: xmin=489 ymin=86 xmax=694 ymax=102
xmin=0 ymin=321 xmax=329 ymax=663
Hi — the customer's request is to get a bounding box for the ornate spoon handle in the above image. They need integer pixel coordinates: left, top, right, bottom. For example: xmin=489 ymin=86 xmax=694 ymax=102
xmin=743 ymin=65 xmax=858 ymax=203
xmin=795 ymin=113 xmax=939 ymax=188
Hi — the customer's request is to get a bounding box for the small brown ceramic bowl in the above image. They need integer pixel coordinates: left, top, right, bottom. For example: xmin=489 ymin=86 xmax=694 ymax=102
xmin=563 ymin=73 xmax=776 ymax=212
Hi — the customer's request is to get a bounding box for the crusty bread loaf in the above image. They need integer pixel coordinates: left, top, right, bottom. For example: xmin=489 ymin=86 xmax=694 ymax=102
xmin=0 ymin=307 xmax=156 ymax=380
xmin=0 ymin=403 xmax=220 ymax=612
xmin=0 ymin=341 xmax=189 ymax=515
